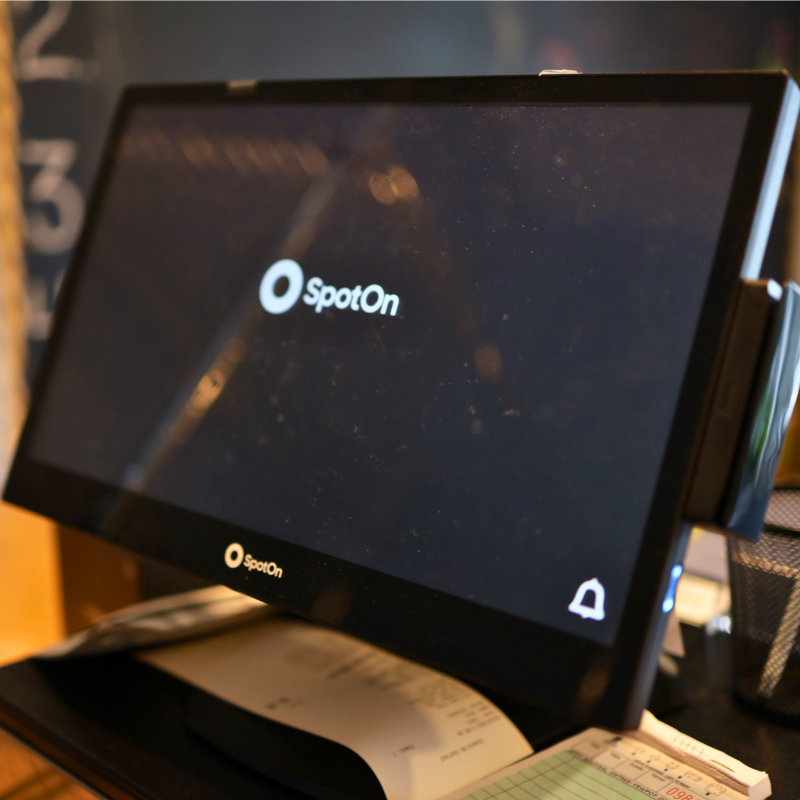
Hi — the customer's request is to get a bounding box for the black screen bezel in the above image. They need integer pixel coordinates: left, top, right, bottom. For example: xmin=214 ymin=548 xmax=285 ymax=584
xmin=5 ymin=72 xmax=792 ymax=728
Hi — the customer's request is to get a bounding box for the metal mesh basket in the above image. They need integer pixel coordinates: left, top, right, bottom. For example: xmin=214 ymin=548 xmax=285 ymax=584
xmin=728 ymin=490 xmax=800 ymax=715
xmin=764 ymin=487 xmax=800 ymax=528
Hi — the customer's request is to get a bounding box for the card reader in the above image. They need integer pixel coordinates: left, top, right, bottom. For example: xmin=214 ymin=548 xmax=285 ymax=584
xmin=687 ymin=279 xmax=800 ymax=539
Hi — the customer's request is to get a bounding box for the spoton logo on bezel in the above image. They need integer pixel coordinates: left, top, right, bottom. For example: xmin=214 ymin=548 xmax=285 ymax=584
xmin=225 ymin=542 xmax=283 ymax=578
xmin=259 ymin=259 xmax=400 ymax=317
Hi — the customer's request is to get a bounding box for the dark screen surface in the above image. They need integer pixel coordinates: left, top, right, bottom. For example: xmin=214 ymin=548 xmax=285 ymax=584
xmin=28 ymin=101 xmax=749 ymax=647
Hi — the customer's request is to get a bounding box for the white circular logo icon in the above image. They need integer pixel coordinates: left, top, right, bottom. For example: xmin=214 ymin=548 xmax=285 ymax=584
xmin=259 ymin=259 xmax=305 ymax=314
xmin=225 ymin=542 xmax=245 ymax=568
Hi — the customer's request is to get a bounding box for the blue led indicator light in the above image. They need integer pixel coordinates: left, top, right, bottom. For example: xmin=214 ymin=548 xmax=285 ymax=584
xmin=662 ymin=564 xmax=683 ymax=614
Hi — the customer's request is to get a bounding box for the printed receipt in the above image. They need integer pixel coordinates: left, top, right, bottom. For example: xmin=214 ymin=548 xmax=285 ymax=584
xmin=138 ymin=615 xmax=533 ymax=800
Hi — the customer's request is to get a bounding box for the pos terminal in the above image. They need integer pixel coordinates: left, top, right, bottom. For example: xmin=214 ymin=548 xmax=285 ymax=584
xmin=4 ymin=71 xmax=800 ymax=734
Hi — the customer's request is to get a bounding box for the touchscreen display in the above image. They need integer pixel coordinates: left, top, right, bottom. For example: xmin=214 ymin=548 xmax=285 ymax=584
xmin=29 ymin=101 xmax=749 ymax=645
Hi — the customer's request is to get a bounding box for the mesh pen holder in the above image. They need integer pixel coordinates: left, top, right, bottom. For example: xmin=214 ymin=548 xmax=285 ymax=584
xmin=728 ymin=489 xmax=800 ymax=716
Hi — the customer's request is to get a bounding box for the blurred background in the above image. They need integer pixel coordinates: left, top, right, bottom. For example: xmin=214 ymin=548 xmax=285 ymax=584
xmin=1 ymin=0 xmax=800 ymax=678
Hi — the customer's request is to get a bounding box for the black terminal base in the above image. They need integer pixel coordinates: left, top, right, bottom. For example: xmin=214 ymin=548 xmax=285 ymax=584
xmin=0 ymin=652 xmax=574 ymax=800
xmin=185 ymin=691 xmax=387 ymax=800
xmin=179 ymin=657 xmax=680 ymax=800
xmin=184 ymin=676 xmax=578 ymax=800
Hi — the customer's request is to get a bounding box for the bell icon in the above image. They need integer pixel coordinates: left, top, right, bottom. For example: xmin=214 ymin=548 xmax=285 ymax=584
xmin=568 ymin=578 xmax=606 ymax=621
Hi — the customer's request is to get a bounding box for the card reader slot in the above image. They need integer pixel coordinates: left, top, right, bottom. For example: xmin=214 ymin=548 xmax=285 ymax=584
xmin=686 ymin=279 xmax=800 ymax=540
xmin=686 ymin=280 xmax=779 ymax=522
xmin=722 ymin=281 xmax=800 ymax=538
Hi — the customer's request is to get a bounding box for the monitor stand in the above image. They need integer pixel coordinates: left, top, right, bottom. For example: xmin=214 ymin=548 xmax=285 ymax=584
xmin=186 ymin=689 xmax=386 ymax=800
xmin=185 ymin=684 xmax=579 ymax=800
xmin=183 ymin=658 xmax=683 ymax=800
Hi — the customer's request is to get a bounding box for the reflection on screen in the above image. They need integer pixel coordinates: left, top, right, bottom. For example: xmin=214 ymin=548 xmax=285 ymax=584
xmin=30 ymin=102 xmax=749 ymax=644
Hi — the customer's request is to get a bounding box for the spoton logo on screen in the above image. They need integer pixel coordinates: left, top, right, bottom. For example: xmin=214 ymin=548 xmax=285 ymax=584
xmin=224 ymin=542 xmax=283 ymax=578
xmin=259 ymin=259 xmax=400 ymax=317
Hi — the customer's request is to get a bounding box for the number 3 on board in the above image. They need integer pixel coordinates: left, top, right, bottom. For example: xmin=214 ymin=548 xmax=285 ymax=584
xmin=20 ymin=138 xmax=84 ymax=255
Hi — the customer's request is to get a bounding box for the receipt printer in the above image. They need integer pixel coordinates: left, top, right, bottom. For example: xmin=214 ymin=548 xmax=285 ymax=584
xmin=687 ymin=279 xmax=800 ymax=540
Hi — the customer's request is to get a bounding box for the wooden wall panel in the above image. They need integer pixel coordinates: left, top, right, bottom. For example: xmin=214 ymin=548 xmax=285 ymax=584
xmin=0 ymin=502 xmax=62 ymax=664
xmin=57 ymin=527 xmax=141 ymax=635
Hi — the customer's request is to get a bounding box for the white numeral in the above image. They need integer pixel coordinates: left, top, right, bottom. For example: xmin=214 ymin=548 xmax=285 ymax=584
xmin=16 ymin=1 xmax=98 ymax=82
xmin=21 ymin=138 xmax=84 ymax=254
